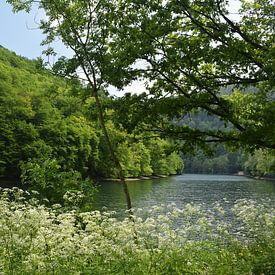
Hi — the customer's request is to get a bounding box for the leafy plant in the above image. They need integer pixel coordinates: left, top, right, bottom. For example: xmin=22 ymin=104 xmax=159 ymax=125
xmin=20 ymin=158 xmax=96 ymax=209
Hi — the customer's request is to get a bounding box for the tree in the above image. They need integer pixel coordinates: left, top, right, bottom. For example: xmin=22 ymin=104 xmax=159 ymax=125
xmin=7 ymin=0 xmax=135 ymax=210
xmin=107 ymin=0 xmax=274 ymax=150
xmin=0 ymin=47 xmax=102 ymax=179
xmin=0 ymin=45 xmax=183 ymax=186
xmin=7 ymin=1 xmax=274 ymax=205
xmin=244 ymin=149 xmax=275 ymax=176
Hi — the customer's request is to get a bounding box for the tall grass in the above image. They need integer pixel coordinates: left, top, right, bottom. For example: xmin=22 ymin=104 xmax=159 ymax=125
xmin=0 ymin=188 xmax=274 ymax=274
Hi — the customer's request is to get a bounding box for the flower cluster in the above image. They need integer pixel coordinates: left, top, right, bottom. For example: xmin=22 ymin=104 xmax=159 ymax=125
xmin=0 ymin=188 xmax=274 ymax=274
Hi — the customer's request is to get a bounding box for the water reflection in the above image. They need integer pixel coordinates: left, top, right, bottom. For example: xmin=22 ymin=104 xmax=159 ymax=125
xmin=92 ymin=174 xmax=275 ymax=213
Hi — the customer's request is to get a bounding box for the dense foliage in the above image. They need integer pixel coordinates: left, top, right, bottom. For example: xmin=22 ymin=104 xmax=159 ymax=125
xmin=183 ymin=147 xmax=275 ymax=177
xmin=244 ymin=149 xmax=275 ymax=177
xmin=0 ymin=46 xmax=183 ymax=184
xmin=7 ymin=0 xmax=275 ymax=151
xmin=1 ymin=1 xmax=275 ymax=271
xmin=183 ymin=147 xmax=245 ymax=175
xmin=107 ymin=0 xmax=275 ymax=150
xmin=0 ymin=188 xmax=274 ymax=274
xmin=171 ymin=111 xmax=275 ymax=176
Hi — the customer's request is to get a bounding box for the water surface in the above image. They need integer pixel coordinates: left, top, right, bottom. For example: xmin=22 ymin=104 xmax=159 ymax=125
xmin=92 ymin=174 xmax=275 ymax=213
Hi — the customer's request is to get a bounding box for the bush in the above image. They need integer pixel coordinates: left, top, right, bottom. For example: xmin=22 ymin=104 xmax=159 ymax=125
xmin=20 ymin=158 xmax=96 ymax=209
xmin=0 ymin=190 xmax=274 ymax=274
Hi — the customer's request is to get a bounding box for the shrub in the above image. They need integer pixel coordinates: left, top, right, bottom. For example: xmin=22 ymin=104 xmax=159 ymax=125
xmin=20 ymin=158 xmax=96 ymax=209
xmin=0 ymin=190 xmax=274 ymax=274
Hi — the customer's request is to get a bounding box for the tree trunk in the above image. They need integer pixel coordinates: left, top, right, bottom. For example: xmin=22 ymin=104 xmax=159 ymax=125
xmin=93 ymin=90 xmax=133 ymax=211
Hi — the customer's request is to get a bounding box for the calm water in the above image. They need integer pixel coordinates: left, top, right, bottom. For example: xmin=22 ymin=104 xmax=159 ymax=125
xmin=92 ymin=174 xmax=275 ymax=213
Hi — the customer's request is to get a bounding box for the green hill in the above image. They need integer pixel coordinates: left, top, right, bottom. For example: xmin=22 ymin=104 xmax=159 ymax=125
xmin=0 ymin=46 xmax=183 ymax=181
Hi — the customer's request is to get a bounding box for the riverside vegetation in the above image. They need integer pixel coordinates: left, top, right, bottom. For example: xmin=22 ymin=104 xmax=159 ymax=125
xmin=0 ymin=188 xmax=274 ymax=274
xmin=0 ymin=45 xmax=183 ymax=204
xmin=2 ymin=0 xmax=275 ymax=273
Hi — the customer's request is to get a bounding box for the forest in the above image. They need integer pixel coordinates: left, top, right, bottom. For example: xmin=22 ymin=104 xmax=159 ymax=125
xmin=1 ymin=0 xmax=274 ymax=274
xmin=0 ymin=45 xmax=184 ymax=202
xmin=1 ymin=45 xmax=273 ymax=184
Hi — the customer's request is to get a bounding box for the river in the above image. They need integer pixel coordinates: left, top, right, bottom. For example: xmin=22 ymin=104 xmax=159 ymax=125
xmin=92 ymin=174 xmax=275 ymax=213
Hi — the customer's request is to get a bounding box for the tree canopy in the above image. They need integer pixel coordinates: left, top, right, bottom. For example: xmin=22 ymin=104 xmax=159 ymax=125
xmin=0 ymin=46 xmax=183 ymax=202
xmin=108 ymin=0 xmax=275 ymax=150
xmin=7 ymin=0 xmax=274 ymax=151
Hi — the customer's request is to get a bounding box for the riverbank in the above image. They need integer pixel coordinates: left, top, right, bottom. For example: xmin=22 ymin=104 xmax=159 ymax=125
xmin=0 ymin=174 xmax=175 ymax=189
xmin=235 ymin=172 xmax=275 ymax=181
xmin=98 ymin=175 xmax=169 ymax=182
xmin=251 ymin=175 xmax=275 ymax=181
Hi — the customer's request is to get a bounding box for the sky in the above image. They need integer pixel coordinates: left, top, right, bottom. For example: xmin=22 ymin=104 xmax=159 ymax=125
xmin=1 ymin=2 xmax=46 ymax=58
xmin=0 ymin=1 xmax=72 ymax=61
